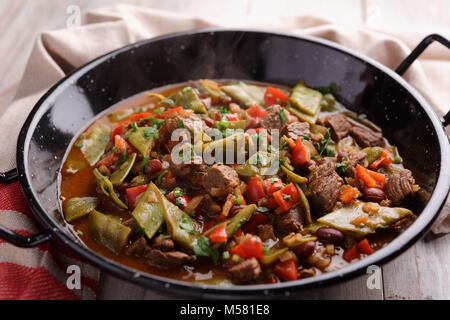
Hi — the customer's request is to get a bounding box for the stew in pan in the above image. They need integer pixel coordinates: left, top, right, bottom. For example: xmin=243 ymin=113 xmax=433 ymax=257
xmin=60 ymin=80 xmax=418 ymax=285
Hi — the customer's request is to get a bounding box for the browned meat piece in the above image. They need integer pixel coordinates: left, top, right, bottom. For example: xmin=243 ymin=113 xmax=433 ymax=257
xmin=274 ymin=204 xmax=305 ymax=233
xmin=201 ymin=164 xmax=239 ymax=197
xmin=261 ymin=105 xmax=283 ymax=133
xmin=169 ymin=155 xmax=208 ymax=187
xmin=196 ymin=194 xmax=221 ymax=217
xmin=338 ymin=145 xmax=367 ymax=177
xmin=283 ymin=121 xmax=310 ymax=141
xmin=298 ymin=268 xmax=316 ymax=279
xmin=146 ymin=249 xmax=195 ymax=270
xmin=151 ymin=234 xmax=175 ymax=252
xmin=122 ymin=217 xmax=138 ymax=232
xmin=159 ymin=114 xmax=204 ymax=150
xmin=323 ymin=114 xmax=352 ymax=141
xmin=125 ymin=236 xmax=151 ymax=257
xmin=257 ymin=224 xmax=276 ymax=241
xmin=228 ymin=258 xmax=262 ymax=283
xmin=385 ymin=169 xmax=416 ymax=205
xmin=350 ymin=126 xmax=385 ymax=148
xmin=306 ymin=162 xmax=344 ymax=213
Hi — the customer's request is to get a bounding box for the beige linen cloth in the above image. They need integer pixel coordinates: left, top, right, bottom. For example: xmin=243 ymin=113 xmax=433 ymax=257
xmin=1 ymin=4 xmax=449 ymax=233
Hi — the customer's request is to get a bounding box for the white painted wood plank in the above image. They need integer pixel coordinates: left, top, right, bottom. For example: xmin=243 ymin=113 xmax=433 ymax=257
xmin=383 ymin=232 xmax=450 ymax=300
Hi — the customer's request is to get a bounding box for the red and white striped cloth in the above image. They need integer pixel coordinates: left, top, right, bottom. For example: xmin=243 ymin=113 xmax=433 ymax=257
xmin=0 ymin=182 xmax=99 ymax=300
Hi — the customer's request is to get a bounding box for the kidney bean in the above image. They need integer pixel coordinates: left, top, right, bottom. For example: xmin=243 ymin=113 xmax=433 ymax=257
xmin=315 ymin=227 xmax=344 ymax=244
xmin=363 ymin=188 xmax=386 ymax=202
xmin=202 ymin=116 xmax=214 ymax=127
xmin=337 ymin=152 xmax=348 ymax=162
xmin=294 ymin=241 xmax=316 ymax=258
xmin=145 ymin=159 xmax=162 ymax=174
xmin=118 ymin=182 xmax=130 ymax=191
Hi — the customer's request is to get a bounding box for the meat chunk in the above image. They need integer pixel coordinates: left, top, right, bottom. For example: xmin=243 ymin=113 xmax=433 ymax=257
xmin=350 ymin=126 xmax=385 ymax=148
xmin=196 ymin=194 xmax=221 ymax=217
xmin=306 ymin=162 xmax=344 ymax=213
xmin=323 ymin=114 xmax=352 ymax=141
xmin=274 ymin=204 xmax=305 ymax=233
xmin=385 ymin=169 xmax=416 ymax=205
xmin=228 ymin=258 xmax=262 ymax=283
xmin=257 ymin=224 xmax=276 ymax=242
xmin=169 ymin=155 xmax=207 ymax=187
xmin=201 ymin=164 xmax=239 ymax=197
xmin=122 ymin=217 xmax=138 ymax=232
xmin=298 ymin=268 xmax=316 ymax=279
xmin=261 ymin=105 xmax=283 ymax=133
xmin=159 ymin=114 xmax=204 ymax=150
xmin=125 ymin=236 xmax=151 ymax=257
xmin=283 ymin=121 xmax=310 ymax=141
xmin=151 ymin=234 xmax=175 ymax=252
xmin=146 ymin=249 xmax=195 ymax=270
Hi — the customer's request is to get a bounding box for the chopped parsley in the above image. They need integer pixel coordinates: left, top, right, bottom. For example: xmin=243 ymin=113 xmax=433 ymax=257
xmin=335 ymin=162 xmax=347 ymax=177
xmin=303 ymin=134 xmax=311 ymax=141
xmin=222 ymin=251 xmax=230 ymax=260
xmin=316 ymin=82 xmax=341 ymax=95
xmin=75 ymin=142 xmax=83 ymax=148
xmin=257 ymin=206 xmax=270 ymax=214
xmin=143 ymin=126 xmax=159 ymax=139
xmin=193 ymin=236 xmax=219 ymax=265
xmin=316 ymin=128 xmax=333 ymax=157
xmin=173 ymin=187 xmax=185 ymax=198
xmin=116 ymin=147 xmax=128 ymax=166
xmin=280 ymin=108 xmax=287 ymax=125
xmin=142 ymin=156 xmax=150 ymax=172
xmin=178 ymin=120 xmax=186 ymax=128
xmin=393 ymin=156 xmax=402 ymax=164
xmin=180 ymin=214 xmax=194 ymax=234
xmin=153 ymin=108 xmax=164 ymax=115
xmin=130 ymin=121 xmax=139 ymax=132
xmin=282 ymin=194 xmax=291 ymax=201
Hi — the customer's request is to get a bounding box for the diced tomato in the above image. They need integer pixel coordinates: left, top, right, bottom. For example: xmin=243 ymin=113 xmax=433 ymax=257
xmin=126 ymin=184 xmax=149 ymax=209
xmin=130 ymin=112 xmax=153 ymax=123
xmin=357 ymin=238 xmax=374 ymax=255
xmin=339 ymin=185 xmax=360 ymax=204
xmin=246 ymin=177 xmax=266 ymax=204
xmin=234 ymin=229 xmax=243 ymax=237
xmin=226 ymin=114 xmax=239 ymax=121
xmin=356 ymin=165 xmax=385 ymax=189
xmin=97 ymin=152 xmax=116 ymax=167
xmin=242 ymin=212 xmax=270 ymax=234
xmin=343 ymin=246 xmax=359 ymax=262
xmin=291 ymin=138 xmax=309 ymax=166
xmin=167 ymin=192 xmax=190 ymax=210
xmin=369 ymin=149 xmax=393 ymax=170
xmin=264 ymin=178 xmax=283 ymax=195
xmin=209 ymin=225 xmax=228 ymax=243
xmin=274 ymin=259 xmax=298 ymax=281
xmin=230 ymin=237 xmax=264 ymax=259
xmin=273 ymin=183 xmax=298 ymax=211
xmin=114 ymin=135 xmax=130 ymax=152
xmin=266 ymin=196 xmax=278 ymax=208
xmin=247 ymin=104 xmax=268 ymax=120
xmin=163 ymin=106 xmax=183 ymax=117
xmin=264 ymin=86 xmax=290 ymax=106
xmin=111 ymin=121 xmax=129 ymax=140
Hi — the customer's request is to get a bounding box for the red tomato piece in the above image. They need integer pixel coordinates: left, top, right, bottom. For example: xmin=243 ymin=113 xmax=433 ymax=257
xmin=246 ymin=177 xmax=266 ymax=204
xmin=242 ymin=212 xmax=270 ymax=234
xmin=126 ymin=184 xmax=149 ymax=209
xmin=230 ymin=237 xmax=264 ymax=259
xmin=209 ymin=225 xmax=228 ymax=243
xmin=264 ymin=86 xmax=289 ymax=106
xmin=272 ymin=183 xmax=299 ymax=211
xmin=274 ymin=259 xmax=298 ymax=281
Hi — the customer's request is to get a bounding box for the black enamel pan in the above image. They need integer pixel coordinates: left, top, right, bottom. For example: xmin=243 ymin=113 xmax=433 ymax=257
xmin=0 ymin=30 xmax=449 ymax=299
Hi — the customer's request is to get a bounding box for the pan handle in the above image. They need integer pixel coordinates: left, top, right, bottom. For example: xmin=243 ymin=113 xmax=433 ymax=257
xmin=0 ymin=168 xmax=19 ymax=184
xmin=0 ymin=168 xmax=53 ymax=247
xmin=395 ymin=34 xmax=450 ymax=127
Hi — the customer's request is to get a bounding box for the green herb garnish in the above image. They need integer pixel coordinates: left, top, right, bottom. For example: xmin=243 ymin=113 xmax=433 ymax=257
xmin=280 ymin=108 xmax=287 ymax=125
xmin=193 ymin=236 xmax=219 ymax=265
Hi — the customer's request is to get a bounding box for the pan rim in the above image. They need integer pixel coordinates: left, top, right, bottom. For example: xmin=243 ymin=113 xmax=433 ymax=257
xmin=15 ymin=28 xmax=450 ymax=298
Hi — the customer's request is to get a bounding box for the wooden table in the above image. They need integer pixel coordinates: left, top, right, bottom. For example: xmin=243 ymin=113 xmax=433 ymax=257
xmin=1 ymin=0 xmax=449 ymax=300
